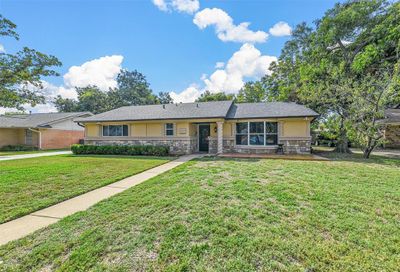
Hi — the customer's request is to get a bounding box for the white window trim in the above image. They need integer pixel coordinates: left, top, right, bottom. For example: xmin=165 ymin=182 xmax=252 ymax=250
xmin=165 ymin=123 xmax=174 ymax=137
xmin=235 ymin=121 xmax=278 ymax=146
xmin=102 ymin=125 xmax=129 ymax=137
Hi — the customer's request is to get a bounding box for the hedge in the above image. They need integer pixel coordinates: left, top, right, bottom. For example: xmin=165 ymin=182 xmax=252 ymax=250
xmin=0 ymin=145 xmax=38 ymax=151
xmin=71 ymin=144 xmax=169 ymax=156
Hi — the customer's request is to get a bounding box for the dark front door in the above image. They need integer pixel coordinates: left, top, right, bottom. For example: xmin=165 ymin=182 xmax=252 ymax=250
xmin=198 ymin=124 xmax=210 ymax=152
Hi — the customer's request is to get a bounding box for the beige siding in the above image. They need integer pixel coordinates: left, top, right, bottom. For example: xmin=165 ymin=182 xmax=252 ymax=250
xmin=146 ymin=124 xmax=163 ymax=137
xmin=0 ymin=128 xmax=22 ymax=146
xmin=281 ymin=120 xmax=309 ymax=137
xmin=82 ymin=118 xmax=311 ymax=140
xmin=86 ymin=124 xmax=99 ymax=137
xmin=189 ymin=124 xmax=197 ymax=136
xmin=176 ymin=122 xmax=189 ymax=136
xmin=223 ymin=123 xmax=233 ymax=137
xmin=131 ymin=124 xmax=145 ymax=137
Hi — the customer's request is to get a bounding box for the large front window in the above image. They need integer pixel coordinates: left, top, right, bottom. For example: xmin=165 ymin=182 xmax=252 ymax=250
xmin=236 ymin=122 xmax=278 ymax=146
xmin=103 ymin=125 xmax=128 ymax=137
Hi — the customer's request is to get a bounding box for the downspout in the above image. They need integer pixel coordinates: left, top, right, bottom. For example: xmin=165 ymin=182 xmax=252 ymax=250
xmin=28 ymin=128 xmax=42 ymax=150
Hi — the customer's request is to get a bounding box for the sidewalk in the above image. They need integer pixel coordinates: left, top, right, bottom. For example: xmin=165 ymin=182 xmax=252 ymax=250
xmin=0 ymin=151 xmax=72 ymax=161
xmin=0 ymin=154 xmax=202 ymax=246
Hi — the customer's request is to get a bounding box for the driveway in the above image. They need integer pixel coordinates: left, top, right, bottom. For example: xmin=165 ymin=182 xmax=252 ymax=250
xmin=0 ymin=151 xmax=72 ymax=161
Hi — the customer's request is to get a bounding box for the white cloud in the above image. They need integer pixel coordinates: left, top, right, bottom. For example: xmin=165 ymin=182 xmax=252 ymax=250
xmin=215 ymin=62 xmax=224 ymax=69
xmin=168 ymin=43 xmax=277 ymax=103
xmin=203 ymin=43 xmax=277 ymax=93
xmin=170 ymin=85 xmax=202 ymax=103
xmin=153 ymin=0 xmax=168 ymax=11
xmin=193 ymin=8 xmax=268 ymax=43
xmin=269 ymin=21 xmax=292 ymax=37
xmin=153 ymin=0 xmax=199 ymax=14
xmin=25 ymin=103 xmax=58 ymax=113
xmin=64 ymin=55 xmax=123 ymax=91
xmin=0 ymin=44 xmax=5 ymax=53
xmin=1 ymin=55 xmax=124 ymax=113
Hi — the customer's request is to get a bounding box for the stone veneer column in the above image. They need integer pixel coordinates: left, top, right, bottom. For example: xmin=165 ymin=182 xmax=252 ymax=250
xmin=217 ymin=121 xmax=224 ymax=154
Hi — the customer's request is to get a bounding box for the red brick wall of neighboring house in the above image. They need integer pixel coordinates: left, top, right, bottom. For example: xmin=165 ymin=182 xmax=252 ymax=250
xmin=40 ymin=129 xmax=84 ymax=149
xmin=385 ymin=124 xmax=400 ymax=148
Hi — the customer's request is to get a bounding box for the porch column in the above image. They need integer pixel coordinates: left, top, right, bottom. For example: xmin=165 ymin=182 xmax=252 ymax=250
xmin=217 ymin=121 xmax=224 ymax=154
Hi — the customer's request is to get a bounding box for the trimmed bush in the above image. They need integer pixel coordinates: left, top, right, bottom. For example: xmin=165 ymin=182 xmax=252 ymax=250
xmin=0 ymin=145 xmax=38 ymax=151
xmin=71 ymin=144 xmax=169 ymax=156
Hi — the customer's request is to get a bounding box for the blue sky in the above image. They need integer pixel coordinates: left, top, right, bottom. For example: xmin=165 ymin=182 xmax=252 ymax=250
xmin=1 ymin=0 xmax=339 ymax=111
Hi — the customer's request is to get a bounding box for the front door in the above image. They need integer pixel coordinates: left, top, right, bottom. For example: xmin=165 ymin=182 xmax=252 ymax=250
xmin=198 ymin=124 xmax=210 ymax=152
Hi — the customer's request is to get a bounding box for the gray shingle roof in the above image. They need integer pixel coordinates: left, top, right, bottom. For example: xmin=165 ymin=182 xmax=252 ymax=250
xmin=75 ymin=101 xmax=318 ymax=123
xmin=226 ymin=102 xmax=319 ymax=119
xmin=0 ymin=112 xmax=92 ymax=128
xmin=74 ymin=101 xmax=234 ymax=122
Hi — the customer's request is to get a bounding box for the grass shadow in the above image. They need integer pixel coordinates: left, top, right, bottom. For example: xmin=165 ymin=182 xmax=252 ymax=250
xmin=313 ymin=149 xmax=400 ymax=167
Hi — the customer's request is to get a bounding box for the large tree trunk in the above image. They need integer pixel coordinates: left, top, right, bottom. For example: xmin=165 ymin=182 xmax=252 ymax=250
xmin=334 ymin=116 xmax=351 ymax=153
xmin=363 ymin=137 xmax=379 ymax=159
xmin=363 ymin=147 xmax=374 ymax=159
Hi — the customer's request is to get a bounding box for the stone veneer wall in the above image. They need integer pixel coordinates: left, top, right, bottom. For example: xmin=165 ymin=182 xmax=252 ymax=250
xmin=84 ymin=136 xmax=312 ymax=155
xmin=385 ymin=125 xmax=400 ymax=148
xmin=84 ymin=138 xmax=197 ymax=155
xmin=279 ymin=138 xmax=311 ymax=154
xmin=212 ymin=137 xmax=311 ymax=154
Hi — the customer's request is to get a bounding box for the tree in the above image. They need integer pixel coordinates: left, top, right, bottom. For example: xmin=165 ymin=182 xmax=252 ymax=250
xmin=113 ymin=70 xmax=157 ymax=106
xmin=54 ymin=70 xmax=162 ymax=113
xmin=348 ymin=67 xmax=400 ymax=158
xmin=0 ymin=15 xmax=61 ymax=110
xmin=53 ymin=96 xmax=79 ymax=112
xmin=157 ymin=91 xmax=173 ymax=104
xmin=54 ymin=86 xmax=112 ymax=114
xmin=237 ymin=81 xmax=267 ymax=103
xmin=195 ymin=91 xmax=234 ymax=102
xmin=266 ymin=0 xmax=399 ymax=155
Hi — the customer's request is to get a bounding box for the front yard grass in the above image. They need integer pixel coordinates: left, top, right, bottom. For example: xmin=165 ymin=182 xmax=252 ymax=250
xmin=0 ymin=155 xmax=399 ymax=271
xmin=0 ymin=155 xmax=171 ymax=223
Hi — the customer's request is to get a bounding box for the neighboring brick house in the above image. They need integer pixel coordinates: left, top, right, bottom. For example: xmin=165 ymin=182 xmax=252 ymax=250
xmin=75 ymin=101 xmax=319 ymax=155
xmin=0 ymin=112 xmax=92 ymax=149
xmin=381 ymin=108 xmax=400 ymax=149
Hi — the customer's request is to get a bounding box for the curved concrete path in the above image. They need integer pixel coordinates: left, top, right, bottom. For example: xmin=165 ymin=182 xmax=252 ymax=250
xmin=0 ymin=154 xmax=202 ymax=246
xmin=0 ymin=151 xmax=72 ymax=161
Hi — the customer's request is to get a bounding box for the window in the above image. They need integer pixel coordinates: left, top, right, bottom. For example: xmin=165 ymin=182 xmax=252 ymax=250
xmin=250 ymin=122 xmax=264 ymax=145
xmin=235 ymin=122 xmax=278 ymax=146
xmin=102 ymin=125 xmax=128 ymax=137
xmin=235 ymin=123 xmax=248 ymax=145
xmin=165 ymin=123 xmax=174 ymax=136
xmin=265 ymin=122 xmax=278 ymax=145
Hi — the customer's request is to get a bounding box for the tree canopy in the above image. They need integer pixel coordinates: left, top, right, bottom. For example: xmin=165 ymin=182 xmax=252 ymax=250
xmin=0 ymin=15 xmax=61 ymax=110
xmin=54 ymin=70 xmax=174 ymax=114
xmin=252 ymin=0 xmax=400 ymax=156
xmin=195 ymin=91 xmax=234 ymax=102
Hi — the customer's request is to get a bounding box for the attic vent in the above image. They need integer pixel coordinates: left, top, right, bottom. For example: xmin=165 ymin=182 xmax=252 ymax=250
xmin=162 ymin=104 xmax=165 ymax=109
xmin=196 ymin=103 xmax=199 ymax=107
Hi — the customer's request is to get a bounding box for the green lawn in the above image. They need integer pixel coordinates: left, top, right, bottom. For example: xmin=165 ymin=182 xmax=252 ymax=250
xmin=0 ymin=155 xmax=171 ymax=223
xmin=0 ymin=155 xmax=399 ymax=271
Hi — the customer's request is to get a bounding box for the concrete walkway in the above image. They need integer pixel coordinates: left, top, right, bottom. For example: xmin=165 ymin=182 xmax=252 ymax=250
xmin=0 ymin=154 xmax=201 ymax=246
xmin=0 ymin=151 xmax=72 ymax=161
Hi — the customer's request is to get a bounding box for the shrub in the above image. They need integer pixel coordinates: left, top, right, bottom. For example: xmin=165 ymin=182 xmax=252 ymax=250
xmin=0 ymin=145 xmax=38 ymax=151
xmin=71 ymin=144 xmax=169 ymax=156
